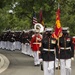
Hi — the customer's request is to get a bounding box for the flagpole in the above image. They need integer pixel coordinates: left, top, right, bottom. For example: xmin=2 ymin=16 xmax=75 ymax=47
xmin=31 ymin=0 xmax=35 ymax=29
xmin=57 ymin=1 xmax=61 ymax=75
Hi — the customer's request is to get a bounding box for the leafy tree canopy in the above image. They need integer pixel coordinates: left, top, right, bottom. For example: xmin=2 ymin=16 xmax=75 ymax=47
xmin=0 ymin=0 xmax=75 ymax=36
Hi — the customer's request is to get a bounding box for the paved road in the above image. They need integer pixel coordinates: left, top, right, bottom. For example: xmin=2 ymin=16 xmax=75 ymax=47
xmin=0 ymin=49 xmax=75 ymax=75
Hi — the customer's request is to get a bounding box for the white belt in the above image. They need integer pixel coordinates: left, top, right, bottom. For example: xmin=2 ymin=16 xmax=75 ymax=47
xmin=60 ymin=47 xmax=71 ymax=50
xmin=33 ymin=42 xmax=40 ymax=44
xmin=43 ymin=48 xmax=55 ymax=51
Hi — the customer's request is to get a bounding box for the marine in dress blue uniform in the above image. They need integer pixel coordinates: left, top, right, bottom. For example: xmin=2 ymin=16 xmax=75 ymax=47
xmin=56 ymin=27 xmax=74 ymax=75
xmin=40 ymin=28 xmax=58 ymax=75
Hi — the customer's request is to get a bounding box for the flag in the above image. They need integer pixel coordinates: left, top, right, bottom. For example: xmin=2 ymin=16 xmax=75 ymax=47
xmin=54 ymin=8 xmax=62 ymax=38
xmin=33 ymin=12 xmax=38 ymax=25
xmin=52 ymin=32 xmax=58 ymax=39
xmin=39 ymin=9 xmax=44 ymax=26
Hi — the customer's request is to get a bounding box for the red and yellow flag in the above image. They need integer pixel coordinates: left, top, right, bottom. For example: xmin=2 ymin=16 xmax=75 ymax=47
xmin=39 ymin=9 xmax=44 ymax=26
xmin=54 ymin=8 xmax=62 ymax=38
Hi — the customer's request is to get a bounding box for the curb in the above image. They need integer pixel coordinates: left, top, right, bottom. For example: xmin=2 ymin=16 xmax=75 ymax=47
xmin=0 ymin=54 xmax=10 ymax=73
xmin=0 ymin=55 xmax=4 ymax=69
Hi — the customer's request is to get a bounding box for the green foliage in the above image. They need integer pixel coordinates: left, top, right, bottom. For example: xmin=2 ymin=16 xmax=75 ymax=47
xmin=0 ymin=0 xmax=75 ymax=36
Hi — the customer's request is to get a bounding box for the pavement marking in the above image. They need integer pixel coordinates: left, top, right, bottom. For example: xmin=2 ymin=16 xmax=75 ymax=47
xmin=0 ymin=54 xmax=10 ymax=74
xmin=0 ymin=55 xmax=4 ymax=69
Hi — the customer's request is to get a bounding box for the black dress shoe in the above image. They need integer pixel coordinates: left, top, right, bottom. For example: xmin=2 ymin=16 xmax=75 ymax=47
xmin=34 ymin=64 xmax=40 ymax=66
xmin=56 ymin=67 xmax=58 ymax=70
xmin=56 ymin=66 xmax=60 ymax=70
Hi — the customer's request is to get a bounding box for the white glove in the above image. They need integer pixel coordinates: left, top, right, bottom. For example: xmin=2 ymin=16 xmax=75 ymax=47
xmin=71 ymin=57 xmax=74 ymax=61
xmin=39 ymin=59 xmax=43 ymax=62
xmin=48 ymin=67 xmax=51 ymax=71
